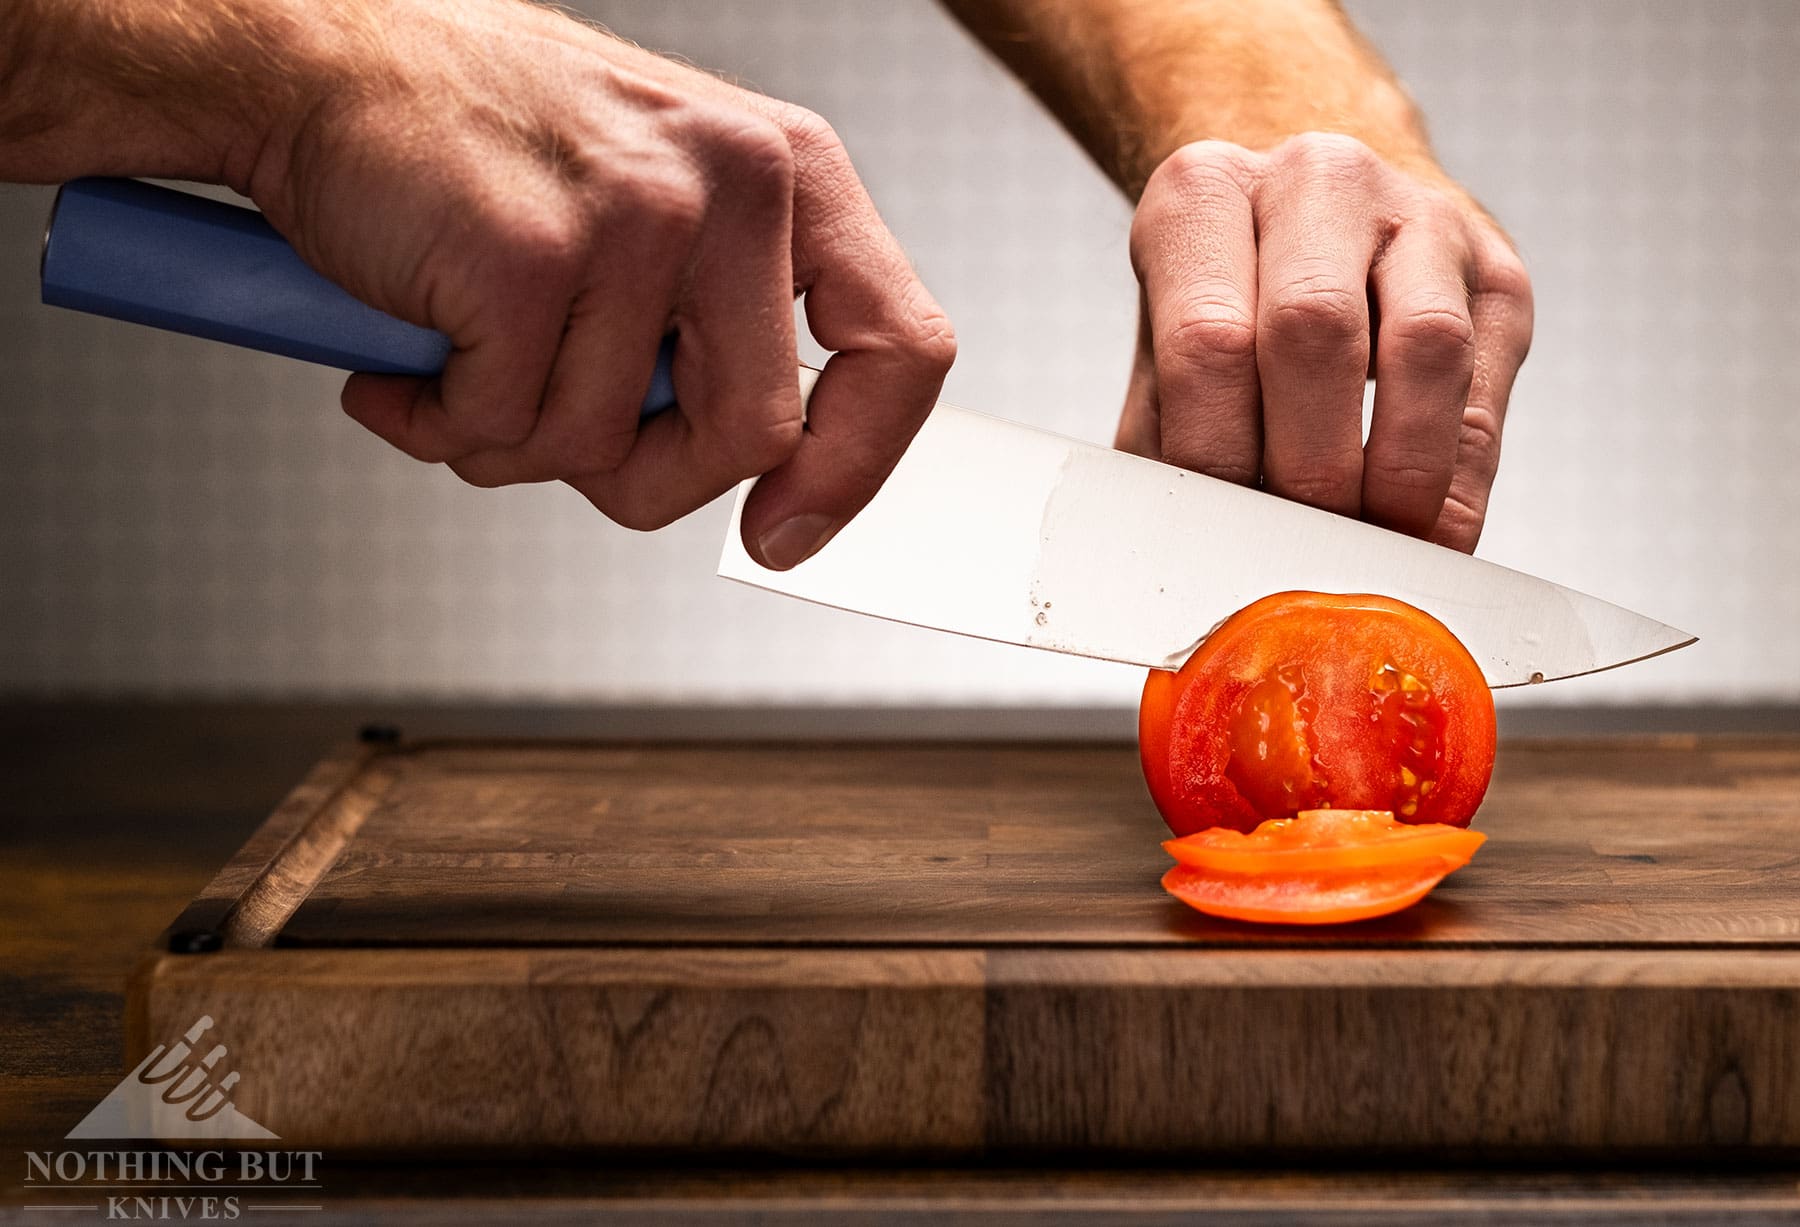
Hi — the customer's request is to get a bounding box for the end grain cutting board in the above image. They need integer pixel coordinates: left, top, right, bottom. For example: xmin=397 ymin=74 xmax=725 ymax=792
xmin=129 ymin=735 xmax=1800 ymax=1156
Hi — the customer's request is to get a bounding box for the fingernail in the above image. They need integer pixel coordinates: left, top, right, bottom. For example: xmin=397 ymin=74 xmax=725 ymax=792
xmin=756 ymin=514 xmax=838 ymax=570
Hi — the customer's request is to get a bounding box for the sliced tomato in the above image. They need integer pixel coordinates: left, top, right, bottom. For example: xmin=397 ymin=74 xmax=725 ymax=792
xmin=1162 ymin=859 xmax=1457 ymax=925
xmin=1163 ymin=808 xmax=1486 ymax=875
xmin=1140 ymin=591 xmax=1496 ymax=836
xmin=1159 ymin=809 xmax=1485 ymax=925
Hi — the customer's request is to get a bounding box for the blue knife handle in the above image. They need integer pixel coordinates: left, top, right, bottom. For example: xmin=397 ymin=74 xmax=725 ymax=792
xmin=40 ymin=177 xmax=676 ymax=416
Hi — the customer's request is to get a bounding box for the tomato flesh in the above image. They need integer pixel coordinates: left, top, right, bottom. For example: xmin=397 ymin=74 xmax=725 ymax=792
xmin=1223 ymin=664 xmax=1330 ymax=816
xmin=1160 ymin=808 xmax=1486 ymax=925
xmin=1141 ymin=592 xmax=1496 ymax=836
xmin=1164 ymin=808 xmax=1486 ymax=875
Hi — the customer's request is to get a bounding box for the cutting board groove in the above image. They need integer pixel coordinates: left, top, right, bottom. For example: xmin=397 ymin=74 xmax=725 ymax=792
xmin=130 ymin=736 xmax=1800 ymax=1156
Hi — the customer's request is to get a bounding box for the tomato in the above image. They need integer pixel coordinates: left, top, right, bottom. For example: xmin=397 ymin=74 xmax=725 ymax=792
xmin=1140 ymin=592 xmax=1496 ymax=836
xmin=1161 ymin=808 xmax=1486 ymax=925
xmin=1163 ymin=808 xmax=1487 ymax=875
xmin=1163 ymin=860 xmax=1455 ymax=925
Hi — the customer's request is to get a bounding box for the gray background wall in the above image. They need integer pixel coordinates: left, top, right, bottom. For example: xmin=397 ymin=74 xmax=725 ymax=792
xmin=1 ymin=1 xmax=1794 ymax=707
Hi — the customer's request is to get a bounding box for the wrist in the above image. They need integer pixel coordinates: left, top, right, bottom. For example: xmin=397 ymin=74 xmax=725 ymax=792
xmin=1133 ymin=76 xmax=1449 ymax=201
xmin=0 ymin=0 xmax=381 ymax=189
xmin=212 ymin=0 xmax=389 ymax=202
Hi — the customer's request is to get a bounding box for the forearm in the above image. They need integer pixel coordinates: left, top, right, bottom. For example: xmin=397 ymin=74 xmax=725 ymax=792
xmin=0 ymin=0 xmax=365 ymax=189
xmin=942 ymin=0 xmax=1445 ymax=198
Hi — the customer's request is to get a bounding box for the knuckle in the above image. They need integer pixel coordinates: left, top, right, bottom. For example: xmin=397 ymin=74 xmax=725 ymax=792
xmin=569 ymin=475 xmax=674 ymax=531
xmin=1415 ymin=190 xmax=1470 ymax=235
xmin=1368 ymin=454 xmax=1450 ymax=495
xmin=901 ymin=307 xmax=959 ymax=377
xmin=444 ymin=391 xmax=537 ymax=449
xmin=776 ymin=106 xmax=845 ymax=164
xmin=1263 ymin=277 xmax=1367 ymax=351
xmin=607 ymin=500 xmax=678 ymax=532
xmin=710 ymin=115 xmax=796 ymax=195
xmin=627 ymin=166 xmax=709 ymax=242
xmin=1275 ymin=131 xmax=1380 ymax=179
xmin=561 ymin=420 xmax=639 ymax=477
xmin=481 ymin=404 xmax=539 ymax=448
xmin=1271 ymin=465 xmax=1362 ymax=510
xmin=402 ymin=439 xmax=463 ymax=465
xmin=1163 ymin=445 xmax=1259 ymax=488
xmin=496 ymin=206 xmax=586 ymax=285
xmin=1433 ymin=504 xmax=1484 ymax=554
xmin=721 ymin=407 xmax=805 ymax=478
xmin=1458 ymin=407 xmax=1504 ymax=485
xmin=1386 ymin=303 xmax=1476 ymax=371
xmin=1160 ymin=303 xmax=1259 ymax=370
xmin=1134 ymin=141 xmax=1258 ymax=254
xmin=448 ymin=455 xmax=516 ymax=490
xmin=1202 ymin=461 xmax=1261 ymax=487
xmin=1151 ymin=139 xmax=1259 ymax=198
xmin=1471 ymin=243 xmax=1535 ymax=357
xmin=1473 ymin=240 xmax=1531 ymax=303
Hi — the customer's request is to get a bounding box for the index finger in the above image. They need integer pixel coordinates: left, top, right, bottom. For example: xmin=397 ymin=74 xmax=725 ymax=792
xmin=736 ymin=117 xmax=956 ymax=571
xmin=1132 ymin=142 xmax=1264 ymax=487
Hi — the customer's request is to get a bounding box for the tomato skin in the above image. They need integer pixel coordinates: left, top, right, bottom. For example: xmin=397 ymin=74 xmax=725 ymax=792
xmin=1140 ymin=592 xmax=1496 ymax=837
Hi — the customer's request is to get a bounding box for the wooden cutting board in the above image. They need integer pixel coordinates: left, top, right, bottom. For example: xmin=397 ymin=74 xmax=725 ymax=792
xmin=130 ymin=735 xmax=1800 ymax=1156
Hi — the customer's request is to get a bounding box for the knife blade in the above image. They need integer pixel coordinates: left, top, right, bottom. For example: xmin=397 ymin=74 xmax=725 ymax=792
xmin=720 ymin=371 xmax=1694 ymax=686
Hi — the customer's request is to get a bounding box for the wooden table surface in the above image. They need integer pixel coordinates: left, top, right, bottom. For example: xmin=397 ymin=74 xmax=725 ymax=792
xmin=5 ymin=701 xmax=1800 ymax=1223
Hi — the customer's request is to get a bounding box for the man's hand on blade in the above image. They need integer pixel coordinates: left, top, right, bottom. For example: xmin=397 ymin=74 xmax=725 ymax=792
xmin=1118 ymin=133 xmax=1533 ymax=552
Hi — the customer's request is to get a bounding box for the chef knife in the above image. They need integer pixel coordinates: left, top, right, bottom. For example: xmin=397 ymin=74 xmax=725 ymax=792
xmin=40 ymin=177 xmax=1695 ymax=684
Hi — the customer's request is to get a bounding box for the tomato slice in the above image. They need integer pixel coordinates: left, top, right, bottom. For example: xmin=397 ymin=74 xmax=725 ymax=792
xmin=1162 ymin=859 xmax=1458 ymax=925
xmin=1140 ymin=592 xmax=1496 ymax=836
xmin=1163 ymin=808 xmax=1486 ymax=875
xmin=1160 ymin=809 xmax=1485 ymax=924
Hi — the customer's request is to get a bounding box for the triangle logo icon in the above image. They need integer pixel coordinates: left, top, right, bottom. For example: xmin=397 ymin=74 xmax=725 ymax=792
xmin=66 ymin=1016 xmax=279 ymax=1140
